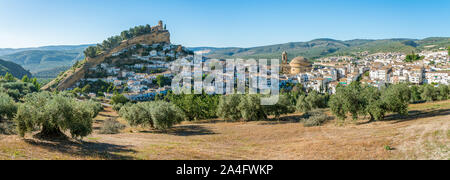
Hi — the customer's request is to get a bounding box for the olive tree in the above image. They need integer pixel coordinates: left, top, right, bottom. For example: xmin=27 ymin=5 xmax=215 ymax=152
xmin=329 ymin=82 xmax=364 ymax=121
xmin=437 ymin=85 xmax=449 ymax=101
xmin=112 ymin=103 xmax=124 ymax=112
xmin=150 ymin=102 xmax=185 ymax=130
xmin=217 ymin=94 xmax=293 ymax=122
xmin=409 ymin=85 xmax=422 ymax=103
xmin=119 ymin=101 xmax=185 ymax=130
xmin=421 ymin=84 xmax=437 ymax=102
xmin=217 ymin=95 xmax=243 ymax=121
xmin=238 ymin=95 xmax=267 ymax=122
xmin=0 ymin=93 xmax=16 ymax=122
xmin=330 ymin=83 xmax=411 ymax=123
xmin=167 ymin=93 xmax=219 ymax=121
xmin=382 ymin=84 xmax=411 ymax=116
xmin=0 ymin=81 xmax=39 ymax=101
xmin=265 ymin=95 xmax=294 ymax=120
xmin=296 ymin=91 xmax=328 ymax=113
xmin=83 ymin=100 xmax=103 ymax=118
xmin=119 ymin=102 xmax=153 ymax=127
xmin=14 ymin=92 xmax=93 ymax=139
xmin=360 ymin=86 xmax=385 ymax=122
xmin=111 ymin=93 xmax=129 ymax=105
xmin=328 ymin=93 xmax=347 ymax=121
xmin=296 ymin=95 xmax=311 ymax=113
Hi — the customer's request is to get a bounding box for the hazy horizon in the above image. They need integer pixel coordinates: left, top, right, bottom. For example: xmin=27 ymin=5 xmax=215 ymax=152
xmin=2 ymin=36 xmax=450 ymax=50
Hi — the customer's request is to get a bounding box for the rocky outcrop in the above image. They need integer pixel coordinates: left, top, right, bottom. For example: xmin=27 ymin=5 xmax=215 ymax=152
xmin=42 ymin=30 xmax=170 ymax=91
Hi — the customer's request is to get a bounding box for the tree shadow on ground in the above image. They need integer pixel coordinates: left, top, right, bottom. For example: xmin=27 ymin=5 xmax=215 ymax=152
xmin=140 ymin=125 xmax=216 ymax=136
xmin=383 ymin=108 xmax=450 ymax=124
xmin=258 ymin=114 xmax=306 ymax=125
xmin=189 ymin=119 xmax=223 ymax=124
xmin=24 ymin=138 xmax=136 ymax=160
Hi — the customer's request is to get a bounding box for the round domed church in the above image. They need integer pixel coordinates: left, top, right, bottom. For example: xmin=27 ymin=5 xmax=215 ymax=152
xmin=289 ymin=56 xmax=312 ymax=75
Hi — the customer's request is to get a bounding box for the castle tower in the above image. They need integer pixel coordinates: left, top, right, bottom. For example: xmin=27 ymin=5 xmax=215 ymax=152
xmin=158 ymin=20 xmax=163 ymax=28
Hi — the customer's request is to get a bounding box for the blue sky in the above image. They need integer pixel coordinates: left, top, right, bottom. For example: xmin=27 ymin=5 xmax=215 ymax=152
xmin=0 ymin=0 xmax=449 ymax=48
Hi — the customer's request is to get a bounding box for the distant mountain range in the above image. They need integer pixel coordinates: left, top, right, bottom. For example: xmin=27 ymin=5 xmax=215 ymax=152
xmin=0 ymin=45 xmax=93 ymax=56
xmin=1 ymin=37 xmax=449 ymax=79
xmin=0 ymin=44 xmax=93 ymax=74
xmin=0 ymin=59 xmax=32 ymax=79
xmin=189 ymin=37 xmax=450 ymax=60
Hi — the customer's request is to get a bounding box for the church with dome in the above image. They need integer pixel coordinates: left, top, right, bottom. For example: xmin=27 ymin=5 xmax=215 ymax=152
xmin=281 ymin=51 xmax=312 ymax=75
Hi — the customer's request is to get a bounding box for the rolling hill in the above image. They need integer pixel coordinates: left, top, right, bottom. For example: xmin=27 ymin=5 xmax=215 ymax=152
xmin=0 ymin=44 xmax=92 ymax=74
xmin=0 ymin=59 xmax=32 ymax=78
xmin=32 ymin=66 xmax=71 ymax=79
xmin=0 ymin=44 xmax=92 ymax=56
xmin=189 ymin=37 xmax=450 ymax=60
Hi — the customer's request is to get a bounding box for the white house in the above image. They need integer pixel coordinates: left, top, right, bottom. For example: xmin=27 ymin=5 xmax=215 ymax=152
xmin=425 ymin=71 xmax=449 ymax=85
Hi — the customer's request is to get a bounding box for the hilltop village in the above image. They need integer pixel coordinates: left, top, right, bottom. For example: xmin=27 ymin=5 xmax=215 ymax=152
xmin=281 ymin=50 xmax=449 ymax=94
xmin=58 ymin=21 xmax=450 ymax=101
xmin=77 ymin=49 xmax=449 ymax=101
xmin=51 ymin=21 xmax=193 ymax=101
xmin=77 ymin=41 xmax=193 ymax=101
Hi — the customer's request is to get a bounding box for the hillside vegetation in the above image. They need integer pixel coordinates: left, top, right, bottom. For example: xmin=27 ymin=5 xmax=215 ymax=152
xmin=1 ymin=37 xmax=448 ymax=78
xmin=192 ymin=37 xmax=450 ymax=60
xmin=0 ymin=49 xmax=85 ymax=73
xmin=33 ymin=66 xmax=71 ymax=79
xmin=0 ymin=59 xmax=32 ymax=78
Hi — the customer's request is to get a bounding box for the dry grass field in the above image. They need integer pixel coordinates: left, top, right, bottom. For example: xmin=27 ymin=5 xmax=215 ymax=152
xmin=1 ymin=100 xmax=449 ymax=160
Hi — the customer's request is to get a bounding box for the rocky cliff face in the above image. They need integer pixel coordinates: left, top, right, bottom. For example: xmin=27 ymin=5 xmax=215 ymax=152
xmin=42 ymin=31 xmax=170 ymax=91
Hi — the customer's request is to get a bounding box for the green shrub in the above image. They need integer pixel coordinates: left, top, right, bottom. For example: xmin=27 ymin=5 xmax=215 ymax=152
xmin=296 ymin=91 xmax=328 ymax=113
xmin=217 ymin=94 xmax=291 ymax=122
xmin=119 ymin=102 xmax=153 ymax=127
xmin=99 ymin=119 xmax=126 ymax=134
xmin=238 ymin=95 xmax=267 ymax=122
xmin=119 ymin=101 xmax=185 ymax=130
xmin=58 ymin=91 xmax=77 ymax=98
xmin=0 ymin=93 xmax=17 ymax=122
xmin=303 ymin=110 xmax=331 ymax=127
xmin=217 ymin=95 xmax=243 ymax=121
xmin=166 ymin=93 xmax=220 ymax=121
xmin=0 ymin=81 xmax=39 ymax=101
xmin=265 ymin=95 xmax=294 ymax=119
xmin=150 ymin=101 xmax=185 ymax=130
xmin=111 ymin=94 xmax=129 ymax=105
xmin=83 ymin=100 xmax=103 ymax=118
xmin=112 ymin=103 xmax=124 ymax=112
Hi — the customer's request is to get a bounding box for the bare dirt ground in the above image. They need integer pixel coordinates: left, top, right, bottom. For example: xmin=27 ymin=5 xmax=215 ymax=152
xmin=1 ymin=100 xmax=448 ymax=160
